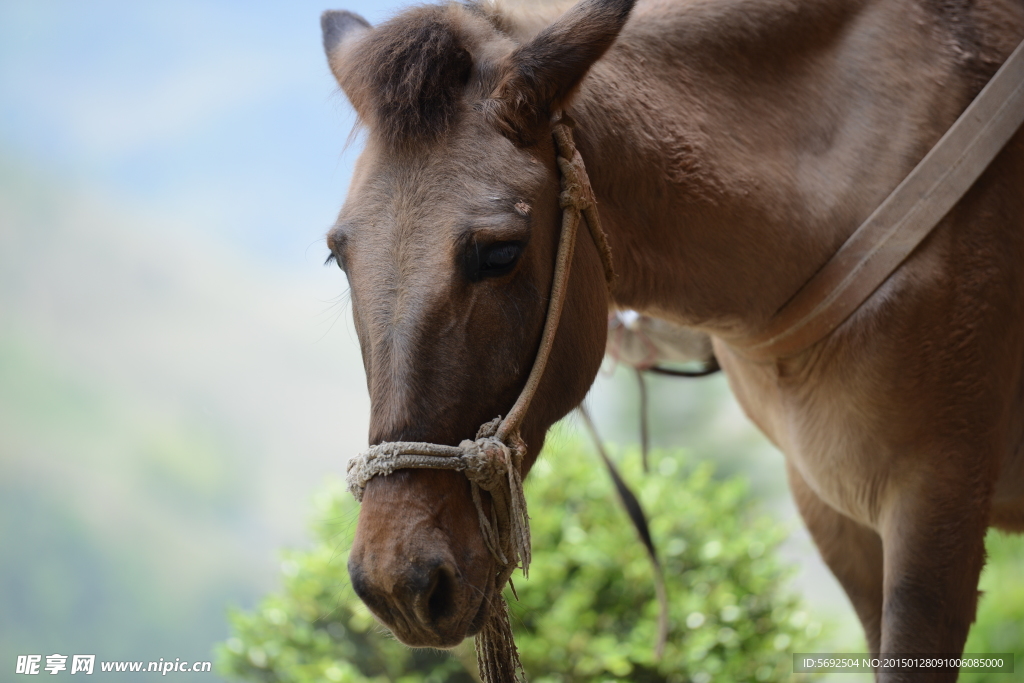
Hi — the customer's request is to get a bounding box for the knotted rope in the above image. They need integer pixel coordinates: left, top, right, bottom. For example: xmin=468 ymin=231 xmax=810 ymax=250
xmin=346 ymin=113 xmax=613 ymax=683
xmin=347 ymin=417 xmax=531 ymax=579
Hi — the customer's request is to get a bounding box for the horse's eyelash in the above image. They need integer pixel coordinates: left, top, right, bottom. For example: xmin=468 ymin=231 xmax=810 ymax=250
xmin=325 ymin=252 xmax=338 ymax=267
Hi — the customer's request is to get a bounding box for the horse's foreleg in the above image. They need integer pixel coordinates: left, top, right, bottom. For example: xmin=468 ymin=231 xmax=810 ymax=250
xmin=877 ymin=469 xmax=991 ymax=683
xmin=787 ymin=460 xmax=884 ymax=654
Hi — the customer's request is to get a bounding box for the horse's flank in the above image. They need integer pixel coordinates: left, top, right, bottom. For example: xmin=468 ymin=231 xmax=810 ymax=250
xmin=322 ymin=0 xmax=1024 ymax=676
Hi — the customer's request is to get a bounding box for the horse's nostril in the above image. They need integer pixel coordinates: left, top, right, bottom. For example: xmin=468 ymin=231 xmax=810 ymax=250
xmin=426 ymin=563 xmax=456 ymax=625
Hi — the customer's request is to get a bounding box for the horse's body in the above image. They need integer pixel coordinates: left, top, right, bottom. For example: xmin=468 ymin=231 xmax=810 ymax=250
xmin=320 ymin=0 xmax=1024 ymax=677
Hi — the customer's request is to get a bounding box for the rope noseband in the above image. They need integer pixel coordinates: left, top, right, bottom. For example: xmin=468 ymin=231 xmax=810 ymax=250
xmin=346 ymin=114 xmax=613 ymax=683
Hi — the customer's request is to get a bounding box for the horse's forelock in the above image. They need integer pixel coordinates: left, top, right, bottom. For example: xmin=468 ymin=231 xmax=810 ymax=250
xmin=342 ymin=4 xmax=481 ymax=149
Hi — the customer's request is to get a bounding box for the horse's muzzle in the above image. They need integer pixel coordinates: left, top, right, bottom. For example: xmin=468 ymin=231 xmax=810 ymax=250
xmin=346 ymin=470 xmax=495 ymax=648
xmin=349 ymin=554 xmax=487 ymax=647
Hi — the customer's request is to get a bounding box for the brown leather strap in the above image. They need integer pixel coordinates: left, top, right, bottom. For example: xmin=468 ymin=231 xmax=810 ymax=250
xmin=730 ymin=38 xmax=1024 ymax=362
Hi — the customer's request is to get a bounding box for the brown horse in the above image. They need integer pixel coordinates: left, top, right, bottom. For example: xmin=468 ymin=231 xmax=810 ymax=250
xmin=320 ymin=0 xmax=1024 ymax=678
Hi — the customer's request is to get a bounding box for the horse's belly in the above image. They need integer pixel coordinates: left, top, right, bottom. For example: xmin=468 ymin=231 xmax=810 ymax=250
xmin=717 ymin=336 xmax=1024 ymax=534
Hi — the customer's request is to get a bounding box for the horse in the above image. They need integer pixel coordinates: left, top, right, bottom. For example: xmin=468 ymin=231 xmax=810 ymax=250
xmin=319 ymin=0 xmax=1024 ymax=678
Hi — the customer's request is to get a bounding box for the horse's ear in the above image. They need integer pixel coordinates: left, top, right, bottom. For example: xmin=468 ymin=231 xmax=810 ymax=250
xmin=485 ymin=0 xmax=635 ymax=145
xmin=321 ymin=10 xmax=372 ymax=87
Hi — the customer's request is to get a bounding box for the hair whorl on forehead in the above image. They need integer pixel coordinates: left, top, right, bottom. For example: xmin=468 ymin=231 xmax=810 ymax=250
xmin=342 ymin=5 xmax=474 ymax=149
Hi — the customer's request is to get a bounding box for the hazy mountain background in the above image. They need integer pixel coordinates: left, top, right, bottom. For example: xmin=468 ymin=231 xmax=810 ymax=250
xmin=1 ymin=1 xmax=382 ymax=675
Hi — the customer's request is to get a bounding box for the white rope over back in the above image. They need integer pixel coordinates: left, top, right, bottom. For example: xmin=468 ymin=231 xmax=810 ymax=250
xmin=346 ymin=113 xmax=614 ymax=683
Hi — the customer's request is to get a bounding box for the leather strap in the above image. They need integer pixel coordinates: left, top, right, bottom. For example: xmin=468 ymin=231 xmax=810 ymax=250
xmin=730 ymin=37 xmax=1024 ymax=362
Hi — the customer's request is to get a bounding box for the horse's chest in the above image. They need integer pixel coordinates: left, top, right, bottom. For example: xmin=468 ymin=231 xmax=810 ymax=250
xmin=714 ymin=341 xmax=897 ymax=529
xmin=778 ymin=394 xmax=896 ymax=529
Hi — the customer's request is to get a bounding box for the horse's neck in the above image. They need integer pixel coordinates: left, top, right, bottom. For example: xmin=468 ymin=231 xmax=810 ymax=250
xmin=571 ymin=0 xmax=979 ymax=336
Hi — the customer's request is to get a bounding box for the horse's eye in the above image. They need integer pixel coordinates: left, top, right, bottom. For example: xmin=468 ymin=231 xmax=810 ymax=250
xmin=324 ymin=251 xmax=345 ymax=271
xmin=484 ymin=243 xmax=521 ymax=269
xmin=465 ymin=241 xmax=525 ymax=281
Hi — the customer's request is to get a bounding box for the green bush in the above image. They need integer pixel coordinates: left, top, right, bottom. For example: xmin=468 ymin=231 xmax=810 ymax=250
xmin=961 ymin=530 xmax=1024 ymax=683
xmin=217 ymin=440 xmax=822 ymax=682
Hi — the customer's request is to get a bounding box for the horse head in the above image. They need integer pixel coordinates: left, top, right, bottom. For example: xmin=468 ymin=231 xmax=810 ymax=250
xmin=321 ymin=0 xmax=634 ymax=649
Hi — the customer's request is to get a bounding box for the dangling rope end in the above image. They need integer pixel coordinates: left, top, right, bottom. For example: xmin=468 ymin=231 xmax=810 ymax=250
xmin=475 ymin=597 xmax=527 ymax=683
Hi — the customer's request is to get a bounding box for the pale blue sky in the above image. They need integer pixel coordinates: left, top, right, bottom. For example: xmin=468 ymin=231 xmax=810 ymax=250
xmin=0 ymin=2 xmax=407 ymax=671
xmin=0 ymin=0 xmax=403 ymax=266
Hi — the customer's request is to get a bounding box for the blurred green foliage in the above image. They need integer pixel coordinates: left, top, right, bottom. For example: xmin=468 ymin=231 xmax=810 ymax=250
xmin=217 ymin=440 xmax=824 ymax=682
xmin=961 ymin=530 xmax=1024 ymax=683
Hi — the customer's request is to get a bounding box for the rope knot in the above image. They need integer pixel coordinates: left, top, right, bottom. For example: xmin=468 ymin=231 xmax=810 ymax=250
xmin=458 ymin=436 xmax=510 ymax=492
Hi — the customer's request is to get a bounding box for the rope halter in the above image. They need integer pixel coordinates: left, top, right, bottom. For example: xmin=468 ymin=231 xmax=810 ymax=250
xmin=345 ymin=113 xmax=614 ymax=683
